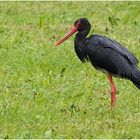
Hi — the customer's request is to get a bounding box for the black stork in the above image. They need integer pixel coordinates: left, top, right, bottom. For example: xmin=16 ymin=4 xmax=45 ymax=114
xmin=55 ymin=18 xmax=140 ymax=106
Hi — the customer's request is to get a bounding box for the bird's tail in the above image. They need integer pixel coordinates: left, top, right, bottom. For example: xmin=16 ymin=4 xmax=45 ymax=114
xmin=130 ymin=67 xmax=140 ymax=89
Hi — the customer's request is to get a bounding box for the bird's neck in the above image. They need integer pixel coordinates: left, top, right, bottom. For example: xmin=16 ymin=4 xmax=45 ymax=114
xmin=74 ymin=32 xmax=88 ymax=62
xmin=74 ymin=33 xmax=87 ymax=50
xmin=75 ymin=33 xmax=86 ymax=43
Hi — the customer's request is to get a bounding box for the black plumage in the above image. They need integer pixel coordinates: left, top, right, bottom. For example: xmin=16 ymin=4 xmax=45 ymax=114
xmin=74 ymin=18 xmax=140 ymax=89
xmin=55 ymin=17 xmax=140 ymax=106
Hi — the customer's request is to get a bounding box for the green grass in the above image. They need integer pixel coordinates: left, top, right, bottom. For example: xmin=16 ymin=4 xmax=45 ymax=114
xmin=0 ymin=1 xmax=140 ymax=139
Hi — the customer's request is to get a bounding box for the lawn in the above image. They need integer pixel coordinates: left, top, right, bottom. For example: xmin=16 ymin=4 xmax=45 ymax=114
xmin=0 ymin=1 xmax=140 ymax=139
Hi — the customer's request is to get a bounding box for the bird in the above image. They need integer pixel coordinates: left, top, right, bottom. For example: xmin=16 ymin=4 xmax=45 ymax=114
xmin=54 ymin=18 xmax=140 ymax=107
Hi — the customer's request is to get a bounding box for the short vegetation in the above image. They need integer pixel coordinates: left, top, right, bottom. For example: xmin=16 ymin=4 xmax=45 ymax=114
xmin=0 ymin=2 xmax=140 ymax=139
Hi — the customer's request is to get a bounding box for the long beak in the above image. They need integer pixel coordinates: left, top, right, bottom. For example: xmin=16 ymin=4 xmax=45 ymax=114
xmin=55 ymin=26 xmax=78 ymax=47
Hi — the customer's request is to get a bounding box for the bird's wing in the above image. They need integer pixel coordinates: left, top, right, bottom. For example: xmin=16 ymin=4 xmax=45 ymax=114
xmin=85 ymin=34 xmax=138 ymax=77
xmin=87 ymin=34 xmax=138 ymax=65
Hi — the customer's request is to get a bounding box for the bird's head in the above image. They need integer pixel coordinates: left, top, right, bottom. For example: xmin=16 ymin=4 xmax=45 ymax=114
xmin=74 ymin=18 xmax=91 ymax=32
xmin=55 ymin=18 xmax=91 ymax=47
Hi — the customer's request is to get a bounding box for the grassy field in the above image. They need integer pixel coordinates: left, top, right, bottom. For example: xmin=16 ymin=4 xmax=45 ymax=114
xmin=0 ymin=1 xmax=140 ymax=139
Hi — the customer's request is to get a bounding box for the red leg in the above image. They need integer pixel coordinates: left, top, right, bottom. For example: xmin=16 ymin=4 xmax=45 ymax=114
xmin=108 ymin=74 xmax=116 ymax=106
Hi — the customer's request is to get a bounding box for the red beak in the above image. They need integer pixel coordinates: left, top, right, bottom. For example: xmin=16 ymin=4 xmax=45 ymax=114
xmin=55 ymin=26 xmax=78 ymax=47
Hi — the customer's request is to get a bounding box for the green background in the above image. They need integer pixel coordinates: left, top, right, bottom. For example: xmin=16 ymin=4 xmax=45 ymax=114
xmin=0 ymin=1 xmax=140 ymax=139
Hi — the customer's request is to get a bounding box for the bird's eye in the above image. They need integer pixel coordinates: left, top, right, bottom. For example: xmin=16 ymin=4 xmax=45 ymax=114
xmin=76 ymin=21 xmax=81 ymax=28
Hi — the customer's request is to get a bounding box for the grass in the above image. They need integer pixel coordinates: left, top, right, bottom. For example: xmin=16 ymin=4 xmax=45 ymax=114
xmin=0 ymin=1 xmax=140 ymax=139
